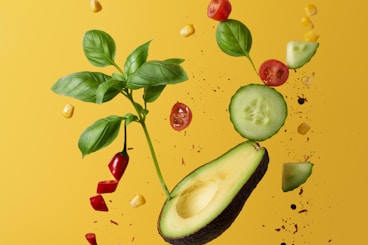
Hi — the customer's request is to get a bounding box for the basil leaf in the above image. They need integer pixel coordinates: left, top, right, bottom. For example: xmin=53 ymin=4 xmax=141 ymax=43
xmin=96 ymin=79 xmax=124 ymax=104
xmin=126 ymin=60 xmax=188 ymax=89
xmin=216 ymin=19 xmax=253 ymax=57
xmin=78 ymin=115 xmax=124 ymax=157
xmin=143 ymin=85 xmax=166 ymax=103
xmin=124 ymin=41 xmax=151 ymax=76
xmin=51 ymin=71 xmax=118 ymax=103
xmin=83 ymin=30 xmax=116 ymax=67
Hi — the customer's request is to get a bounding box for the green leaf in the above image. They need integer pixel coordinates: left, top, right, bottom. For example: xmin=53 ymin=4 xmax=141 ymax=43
xmin=83 ymin=30 xmax=116 ymax=67
xmin=143 ymin=85 xmax=166 ymax=103
xmin=216 ymin=19 xmax=253 ymax=58
xmin=126 ymin=60 xmax=188 ymax=89
xmin=124 ymin=41 xmax=151 ymax=76
xmin=51 ymin=71 xmax=118 ymax=103
xmin=78 ymin=115 xmax=124 ymax=157
xmin=96 ymin=79 xmax=124 ymax=104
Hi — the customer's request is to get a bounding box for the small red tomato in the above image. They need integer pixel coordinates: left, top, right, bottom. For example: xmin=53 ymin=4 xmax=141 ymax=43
xmin=259 ymin=59 xmax=289 ymax=86
xmin=207 ymin=0 xmax=232 ymax=21
xmin=108 ymin=152 xmax=129 ymax=181
xmin=85 ymin=233 xmax=97 ymax=245
xmin=89 ymin=194 xmax=108 ymax=212
xmin=170 ymin=102 xmax=192 ymax=131
xmin=96 ymin=180 xmax=119 ymax=194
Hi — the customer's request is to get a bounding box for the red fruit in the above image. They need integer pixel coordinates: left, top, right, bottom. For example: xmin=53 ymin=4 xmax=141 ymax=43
xmin=108 ymin=152 xmax=129 ymax=181
xmin=89 ymin=194 xmax=108 ymax=212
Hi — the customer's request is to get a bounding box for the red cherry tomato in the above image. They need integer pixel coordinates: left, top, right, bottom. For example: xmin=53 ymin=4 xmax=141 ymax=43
xmin=259 ymin=59 xmax=289 ymax=86
xmin=207 ymin=0 xmax=232 ymax=21
xmin=170 ymin=102 xmax=192 ymax=131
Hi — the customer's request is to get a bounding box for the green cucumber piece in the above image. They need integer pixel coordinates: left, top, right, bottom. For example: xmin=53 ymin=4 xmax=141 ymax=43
xmin=286 ymin=41 xmax=319 ymax=69
xmin=229 ymin=84 xmax=287 ymax=141
xmin=282 ymin=162 xmax=314 ymax=192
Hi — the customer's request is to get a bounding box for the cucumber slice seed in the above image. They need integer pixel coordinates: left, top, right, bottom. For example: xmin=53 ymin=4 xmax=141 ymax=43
xmin=286 ymin=41 xmax=319 ymax=69
xmin=229 ymin=84 xmax=287 ymax=141
xmin=282 ymin=162 xmax=314 ymax=192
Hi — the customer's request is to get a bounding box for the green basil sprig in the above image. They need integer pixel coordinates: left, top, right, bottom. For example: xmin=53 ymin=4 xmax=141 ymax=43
xmin=51 ymin=29 xmax=188 ymax=158
xmin=216 ymin=19 xmax=257 ymax=73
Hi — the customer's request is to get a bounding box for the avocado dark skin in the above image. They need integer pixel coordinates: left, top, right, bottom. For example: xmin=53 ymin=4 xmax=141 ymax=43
xmin=158 ymin=148 xmax=269 ymax=245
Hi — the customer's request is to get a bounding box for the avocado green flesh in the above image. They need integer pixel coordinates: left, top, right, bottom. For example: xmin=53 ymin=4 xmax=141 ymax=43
xmin=158 ymin=141 xmax=269 ymax=245
xmin=282 ymin=162 xmax=313 ymax=192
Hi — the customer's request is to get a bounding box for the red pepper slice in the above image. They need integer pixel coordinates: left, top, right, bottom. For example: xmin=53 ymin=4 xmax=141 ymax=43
xmin=96 ymin=180 xmax=118 ymax=194
xmin=108 ymin=151 xmax=129 ymax=181
xmin=89 ymin=194 xmax=108 ymax=212
xmin=85 ymin=233 xmax=97 ymax=245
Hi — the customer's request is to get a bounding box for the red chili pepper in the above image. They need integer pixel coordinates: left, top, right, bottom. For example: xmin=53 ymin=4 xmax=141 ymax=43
xmin=108 ymin=123 xmax=129 ymax=181
xmin=85 ymin=233 xmax=97 ymax=245
xmin=96 ymin=180 xmax=119 ymax=194
xmin=89 ymin=194 xmax=108 ymax=212
xmin=108 ymin=151 xmax=129 ymax=181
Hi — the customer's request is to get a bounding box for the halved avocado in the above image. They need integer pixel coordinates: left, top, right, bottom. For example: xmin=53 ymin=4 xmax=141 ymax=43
xmin=158 ymin=141 xmax=269 ymax=245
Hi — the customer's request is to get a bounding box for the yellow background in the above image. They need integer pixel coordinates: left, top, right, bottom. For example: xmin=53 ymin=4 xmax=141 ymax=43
xmin=1 ymin=0 xmax=366 ymax=244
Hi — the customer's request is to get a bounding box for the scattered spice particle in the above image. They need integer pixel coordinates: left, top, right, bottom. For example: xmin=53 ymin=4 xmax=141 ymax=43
xmin=181 ymin=157 xmax=185 ymax=166
xmin=290 ymin=204 xmax=297 ymax=210
xmin=298 ymin=209 xmax=308 ymax=213
xmin=110 ymin=220 xmax=119 ymax=225
xmin=299 ymin=187 xmax=304 ymax=195
xmin=293 ymin=224 xmax=298 ymax=234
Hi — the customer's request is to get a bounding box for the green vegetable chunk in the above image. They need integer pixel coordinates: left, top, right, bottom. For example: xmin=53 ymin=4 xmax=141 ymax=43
xmin=229 ymin=84 xmax=287 ymax=141
xmin=158 ymin=141 xmax=269 ymax=245
xmin=282 ymin=162 xmax=314 ymax=192
xmin=286 ymin=41 xmax=319 ymax=69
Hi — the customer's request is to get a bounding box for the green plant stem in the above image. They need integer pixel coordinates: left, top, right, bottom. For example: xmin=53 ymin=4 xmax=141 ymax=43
xmin=141 ymin=122 xmax=171 ymax=200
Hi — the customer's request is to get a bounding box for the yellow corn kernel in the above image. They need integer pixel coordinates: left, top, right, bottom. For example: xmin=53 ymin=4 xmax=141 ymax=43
xmin=130 ymin=194 xmax=146 ymax=208
xmin=305 ymin=4 xmax=318 ymax=17
xmin=301 ymin=16 xmax=314 ymax=29
xmin=62 ymin=104 xmax=74 ymax=119
xmin=301 ymin=75 xmax=313 ymax=86
xmin=298 ymin=122 xmax=311 ymax=135
xmin=180 ymin=24 xmax=195 ymax=37
xmin=304 ymin=29 xmax=320 ymax=42
xmin=90 ymin=0 xmax=103 ymax=13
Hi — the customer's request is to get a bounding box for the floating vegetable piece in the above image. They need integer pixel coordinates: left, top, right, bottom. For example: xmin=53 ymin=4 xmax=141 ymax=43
xmin=170 ymin=102 xmax=192 ymax=131
xmin=108 ymin=151 xmax=129 ymax=181
xmin=85 ymin=233 xmax=98 ymax=245
xmin=158 ymin=141 xmax=269 ymax=245
xmin=62 ymin=104 xmax=74 ymax=118
xmin=304 ymin=29 xmax=320 ymax=42
xmin=297 ymin=122 xmax=311 ymax=135
xmin=180 ymin=24 xmax=195 ymax=37
xmin=301 ymin=16 xmax=314 ymax=29
xmin=229 ymin=84 xmax=287 ymax=141
xmin=282 ymin=162 xmax=313 ymax=192
xmin=207 ymin=0 xmax=232 ymax=21
xmin=286 ymin=41 xmax=319 ymax=69
xmin=130 ymin=194 xmax=146 ymax=208
xmin=304 ymin=4 xmax=318 ymax=17
xmin=97 ymin=180 xmax=119 ymax=194
xmin=301 ymin=75 xmax=313 ymax=86
xmin=90 ymin=194 xmax=109 ymax=211
xmin=259 ymin=59 xmax=289 ymax=87
xmin=90 ymin=0 xmax=102 ymax=13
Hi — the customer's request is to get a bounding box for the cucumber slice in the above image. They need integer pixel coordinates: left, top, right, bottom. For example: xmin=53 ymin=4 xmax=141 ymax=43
xmin=282 ymin=162 xmax=313 ymax=192
xmin=229 ymin=84 xmax=287 ymax=141
xmin=286 ymin=41 xmax=319 ymax=69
